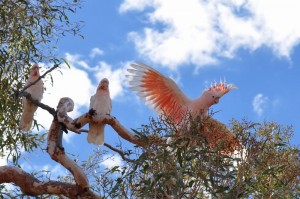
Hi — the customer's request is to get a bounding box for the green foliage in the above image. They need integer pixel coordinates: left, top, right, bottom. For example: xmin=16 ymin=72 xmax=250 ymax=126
xmin=104 ymin=118 xmax=299 ymax=198
xmin=0 ymin=0 xmax=82 ymax=164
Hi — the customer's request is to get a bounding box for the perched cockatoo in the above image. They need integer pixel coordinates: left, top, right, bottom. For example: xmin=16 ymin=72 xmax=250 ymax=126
xmin=88 ymin=78 xmax=112 ymax=145
xmin=19 ymin=64 xmax=44 ymax=131
xmin=127 ymin=62 xmax=237 ymax=151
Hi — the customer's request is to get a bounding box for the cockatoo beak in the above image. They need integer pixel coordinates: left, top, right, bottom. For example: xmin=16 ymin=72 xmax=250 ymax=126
xmin=214 ymin=98 xmax=219 ymax=104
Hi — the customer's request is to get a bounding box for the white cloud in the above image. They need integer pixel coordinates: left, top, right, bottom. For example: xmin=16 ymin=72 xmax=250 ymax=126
xmin=0 ymin=154 xmax=7 ymax=166
xmin=119 ymin=0 xmax=153 ymax=13
xmin=120 ymin=0 xmax=300 ymax=69
xmin=65 ymin=53 xmax=91 ymax=71
xmin=90 ymin=48 xmax=104 ymax=58
xmin=94 ymin=61 xmax=128 ymax=100
xmin=252 ymin=93 xmax=268 ymax=117
xmin=101 ymin=154 xmax=123 ymax=169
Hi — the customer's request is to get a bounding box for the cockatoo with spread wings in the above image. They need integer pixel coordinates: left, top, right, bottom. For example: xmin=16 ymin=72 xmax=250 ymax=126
xmin=127 ymin=62 xmax=236 ymax=123
xmin=88 ymin=78 xmax=112 ymax=145
xmin=127 ymin=62 xmax=238 ymax=151
xmin=19 ymin=64 xmax=44 ymax=131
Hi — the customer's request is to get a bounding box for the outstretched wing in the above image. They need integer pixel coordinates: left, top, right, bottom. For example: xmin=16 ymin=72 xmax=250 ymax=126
xmin=127 ymin=62 xmax=191 ymax=123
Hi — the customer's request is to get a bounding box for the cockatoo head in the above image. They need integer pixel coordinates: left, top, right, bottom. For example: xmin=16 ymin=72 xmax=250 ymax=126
xmin=98 ymin=78 xmax=109 ymax=91
xmin=30 ymin=64 xmax=40 ymax=78
xmin=202 ymin=81 xmax=237 ymax=106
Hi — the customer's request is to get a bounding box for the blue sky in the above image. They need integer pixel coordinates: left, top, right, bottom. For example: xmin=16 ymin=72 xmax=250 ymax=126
xmin=2 ymin=0 xmax=300 ymax=183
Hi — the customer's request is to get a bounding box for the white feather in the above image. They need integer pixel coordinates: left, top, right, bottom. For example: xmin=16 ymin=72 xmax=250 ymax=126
xmin=19 ymin=65 xmax=43 ymax=131
xmin=88 ymin=79 xmax=112 ymax=146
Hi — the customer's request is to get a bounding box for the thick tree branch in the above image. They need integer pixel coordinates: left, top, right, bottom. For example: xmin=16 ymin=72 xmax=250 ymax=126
xmin=47 ymin=119 xmax=90 ymax=194
xmin=56 ymin=97 xmax=88 ymax=133
xmin=72 ymin=112 xmax=146 ymax=147
xmin=0 ymin=166 xmax=100 ymax=198
xmin=47 ymin=99 xmax=100 ymax=197
xmin=0 ymin=97 xmax=101 ymax=198
xmin=55 ymin=105 xmax=164 ymax=148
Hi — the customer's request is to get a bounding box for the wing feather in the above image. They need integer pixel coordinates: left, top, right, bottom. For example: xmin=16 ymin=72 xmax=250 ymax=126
xmin=127 ymin=62 xmax=191 ymax=123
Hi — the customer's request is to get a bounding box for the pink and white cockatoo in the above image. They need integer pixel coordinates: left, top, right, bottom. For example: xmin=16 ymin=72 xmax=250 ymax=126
xmin=19 ymin=64 xmax=44 ymax=131
xmin=88 ymin=78 xmax=112 ymax=145
xmin=127 ymin=62 xmax=236 ymax=123
xmin=127 ymin=62 xmax=238 ymax=151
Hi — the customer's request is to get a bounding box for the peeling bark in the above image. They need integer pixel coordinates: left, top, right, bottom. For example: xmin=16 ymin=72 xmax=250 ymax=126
xmin=47 ymin=119 xmax=90 ymax=194
xmin=0 ymin=166 xmax=100 ymax=198
xmin=72 ymin=112 xmax=162 ymax=147
xmin=3 ymin=87 xmax=164 ymax=197
xmin=0 ymin=96 xmax=102 ymax=198
xmin=56 ymin=97 xmax=88 ymax=133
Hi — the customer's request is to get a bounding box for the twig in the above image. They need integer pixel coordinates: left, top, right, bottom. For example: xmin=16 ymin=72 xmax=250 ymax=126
xmin=22 ymin=91 xmax=56 ymax=116
xmin=16 ymin=64 xmax=60 ymax=98
xmin=104 ymin=143 xmax=133 ymax=162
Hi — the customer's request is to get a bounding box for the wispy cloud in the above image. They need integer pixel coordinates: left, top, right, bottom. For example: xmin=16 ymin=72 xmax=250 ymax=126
xmin=90 ymin=47 xmax=104 ymax=58
xmin=21 ymin=161 xmax=67 ymax=179
xmin=119 ymin=0 xmax=152 ymax=13
xmin=252 ymin=93 xmax=268 ymax=117
xmin=120 ymin=0 xmax=300 ymax=70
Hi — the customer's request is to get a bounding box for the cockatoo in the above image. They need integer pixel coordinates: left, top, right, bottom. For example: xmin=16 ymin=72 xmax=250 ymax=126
xmin=88 ymin=78 xmax=112 ymax=145
xmin=127 ymin=62 xmax=237 ymax=150
xmin=19 ymin=64 xmax=44 ymax=131
xmin=127 ymin=62 xmax=236 ymax=123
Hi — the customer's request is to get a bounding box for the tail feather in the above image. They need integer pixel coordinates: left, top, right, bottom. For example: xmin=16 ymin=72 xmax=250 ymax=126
xmin=88 ymin=124 xmax=105 ymax=145
xmin=19 ymin=101 xmax=37 ymax=131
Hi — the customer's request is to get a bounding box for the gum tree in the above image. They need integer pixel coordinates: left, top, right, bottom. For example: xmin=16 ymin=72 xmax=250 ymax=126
xmin=0 ymin=1 xmax=299 ymax=198
xmin=0 ymin=0 xmax=82 ymax=163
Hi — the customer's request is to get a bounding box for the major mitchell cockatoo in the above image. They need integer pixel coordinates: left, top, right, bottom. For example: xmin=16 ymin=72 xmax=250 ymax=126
xmin=88 ymin=78 xmax=112 ymax=145
xmin=127 ymin=62 xmax=237 ymax=150
xmin=127 ymin=62 xmax=236 ymax=123
xmin=19 ymin=64 xmax=44 ymax=131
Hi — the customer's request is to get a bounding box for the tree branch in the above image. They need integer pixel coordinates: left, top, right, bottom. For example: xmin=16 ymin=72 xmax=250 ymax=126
xmin=0 ymin=166 xmax=100 ymax=198
xmin=56 ymin=97 xmax=88 ymax=133
xmin=72 ymin=112 xmax=146 ymax=147
xmin=23 ymin=91 xmax=56 ymax=116
xmin=104 ymin=143 xmax=133 ymax=162
xmin=45 ymin=101 xmax=101 ymax=198
xmin=47 ymin=119 xmax=90 ymax=194
xmin=13 ymin=64 xmax=60 ymax=116
xmin=0 ymin=97 xmax=101 ymax=198
xmin=16 ymin=64 xmax=60 ymax=98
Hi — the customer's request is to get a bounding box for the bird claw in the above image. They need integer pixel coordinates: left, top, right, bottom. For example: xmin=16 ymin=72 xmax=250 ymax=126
xmin=89 ymin=108 xmax=96 ymax=116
